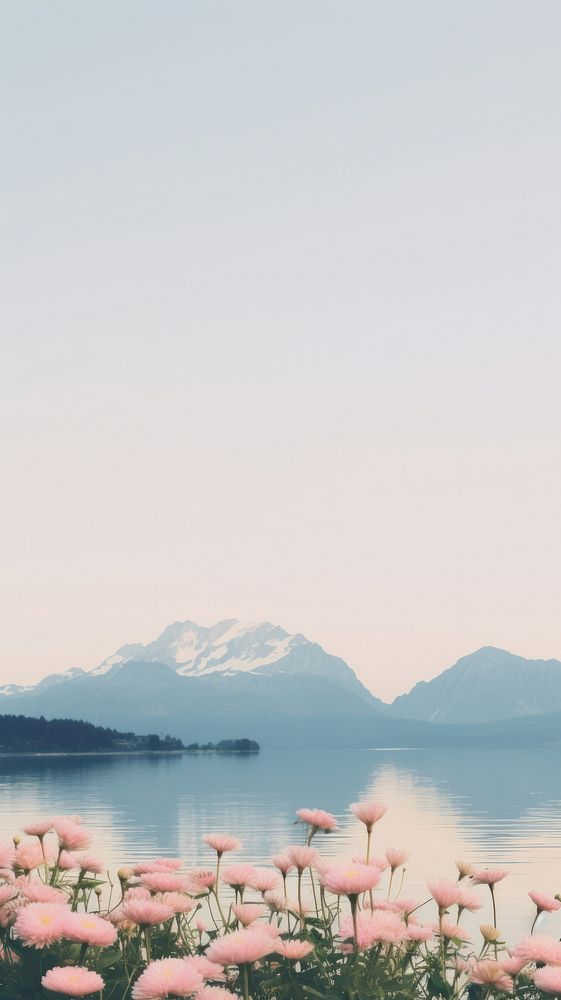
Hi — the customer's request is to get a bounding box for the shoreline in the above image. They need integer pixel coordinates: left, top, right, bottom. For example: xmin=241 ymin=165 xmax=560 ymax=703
xmin=0 ymin=748 xmax=259 ymax=759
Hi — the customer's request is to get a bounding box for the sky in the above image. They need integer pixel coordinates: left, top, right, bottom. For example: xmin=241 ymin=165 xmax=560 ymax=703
xmin=1 ymin=1 xmax=561 ymax=701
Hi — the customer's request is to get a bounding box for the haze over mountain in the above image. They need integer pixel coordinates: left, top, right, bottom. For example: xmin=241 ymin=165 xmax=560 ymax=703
xmin=1 ymin=621 xmax=561 ymax=747
xmin=388 ymin=646 xmax=561 ymax=723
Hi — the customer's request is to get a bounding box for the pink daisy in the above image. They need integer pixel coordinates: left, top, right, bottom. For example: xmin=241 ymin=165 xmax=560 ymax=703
xmin=122 ymin=897 xmax=174 ymax=926
xmin=456 ymin=885 xmax=484 ymax=912
xmin=296 ymin=808 xmax=338 ymax=832
xmin=471 ymin=868 xmax=509 ymax=886
xmin=220 ymin=864 xmax=258 ymax=889
xmin=427 ymin=878 xmax=461 ymax=911
xmin=205 ymin=928 xmax=276 ymax=966
xmin=141 ymin=872 xmax=191 ymax=894
xmin=63 ymin=911 xmax=117 ymax=947
xmin=51 ymin=818 xmax=91 ymax=851
xmin=13 ymin=901 xmax=69 ymax=948
xmin=513 ymin=934 xmax=561 ymax=966
xmin=162 ymin=892 xmax=197 ymax=914
xmin=23 ymin=819 xmax=53 ymax=838
xmin=529 ymin=891 xmax=561 ymax=913
xmin=16 ymin=878 xmax=67 ymax=904
xmin=41 ymin=966 xmax=105 ymax=997
xmin=534 ymin=966 xmax=561 ymax=993
xmin=133 ymin=858 xmax=183 ymax=875
xmin=340 ymin=910 xmax=406 ymax=951
xmin=232 ymin=903 xmax=267 ymax=926
xmin=385 ymin=847 xmax=409 ymax=870
xmin=276 ymin=938 xmax=314 ymax=960
xmin=186 ymin=869 xmax=218 ymax=893
xmin=132 ymin=958 xmax=203 ymax=999
xmin=202 ymin=834 xmax=241 ymax=854
xmin=350 ymin=801 xmax=388 ymax=830
xmin=322 ymin=863 xmax=381 ymax=897
xmin=271 ymin=853 xmax=294 ymax=875
xmin=247 ymin=868 xmax=281 ymax=894
xmin=183 ymin=955 xmax=226 ymax=982
xmin=284 ymin=846 xmax=318 ymax=872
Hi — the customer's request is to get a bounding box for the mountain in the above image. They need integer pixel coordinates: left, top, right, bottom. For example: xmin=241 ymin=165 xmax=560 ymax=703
xmin=0 ymin=619 xmax=390 ymax=747
xmin=388 ymin=646 xmax=561 ymax=723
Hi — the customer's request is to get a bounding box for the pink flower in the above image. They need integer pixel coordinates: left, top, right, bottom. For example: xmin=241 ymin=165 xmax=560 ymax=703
xmin=141 ymin=872 xmax=191 ymax=893
xmin=186 ymin=869 xmax=217 ymax=892
xmin=233 ymin=903 xmax=267 ymax=926
xmin=133 ymin=857 xmax=183 ymax=874
xmin=340 ymin=910 xmax=406 ymax=950
xmin=350 ymin=801 xmax=388 ymax=830
xmin=322 ymin=863 xmax=381 ymax=897
xmin=271 ymin=853 xmax=294 ymax=875
xmin=439 ymin=920 xmax=471 ymax=942
xmin=371 ymin=898 xmax=418 ymax=915
xmin=205 ymin=928 xmax=276 ymax=966
xmin=296 ymin=808 xmax=338 ymax=832
xmin=385 ymin=848 xmax=409 ymax=870
xmin=0 ymin=843 xmax=16 ymax=869
xmin=202 ymin=834 xmax=241 ymax=854
xmin=75 ymin=853 xmax=105 ymax=874
xmin=456 ymin=886 xmax=484 ymax=912
xmin=534 ymin=966 xmax=561 ymax=993
xmin=0 ymin=883 xmax=18 ymax=905
xmin=529 ymin=891 xmax=561 ymax=913
xmin=132 ymin=958 xmax=203 ymax=999
xmin=13 ymin=902 xmax=69 ymax=948
xmin=125 ymin=886 xmax=151 ymax=901
xmin=500 ymin=957 xmax=526 ymax=975
xmin=41 ymin=966 xmax=105 ymax=996
xmin=183 ymin=955 xmax=226 ymax=982
xmin=513 ymin=935 xmax=561 ymax=966
xmin=220 ymin=864 xmax=258 ymax=889
xmin=14 ymin=841 xmax=49 ymax=872
xmin=122 ymin=897 xmax=174 ymax=926
xmin=406 ymin=923 xmax=434 ymax=942
xmin=197 ymin=990 xmax=237 ymax=1000
xmin=276 ymin=938 xmax=315 ymax=959
xmin=264 ymin=891 xmax=288 ymax=913
xmin=247 ymin=868 xmax=281 ymax=893
xmin=284 ymin=846 xmax=318 ymax=872
xmin=471 ymin=960 xmax=513 ymax=992
xmin=427 ymin=878 xmax=461 ymax=910
xmin=23 ymin=819 xmax=53 ymax=837
xmin=16 ymin=878 xmax=67 ymax=904
xmin=63 ymin=911 xmax=117 ymax=947
xmin=58 ymin=851 xmax=80 ymax=871
xmin=353 ymin=855 xmax=389 ymax=871
xmin=471 ymin=868 xmax=509 ymax=886
xmin=162 ymin=892 xmax=197 ymax=914
xmin=52 ymin=818 xmax=91 ymax=851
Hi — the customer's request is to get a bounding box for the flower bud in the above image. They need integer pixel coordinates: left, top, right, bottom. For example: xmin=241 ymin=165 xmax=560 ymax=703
xmin=117 ymin=867 xmax=134 ymax=882
xmin=455 ymin=859 xmax=473 ymax=879
xmin=480 ymin=924 xmax=502 ymax=942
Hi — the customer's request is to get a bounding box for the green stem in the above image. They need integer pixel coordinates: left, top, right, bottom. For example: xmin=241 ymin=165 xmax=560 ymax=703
xmin=240 ymin=963 xmax=250 ymax=1000
xmin=144 ymin=926 xmax=152 ymax=963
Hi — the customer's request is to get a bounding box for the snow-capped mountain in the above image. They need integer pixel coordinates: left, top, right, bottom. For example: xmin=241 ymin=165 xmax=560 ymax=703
xmin=0 ymin=619 xmax=388 ymax=747
xmin=92 ymin=620 xmax=315 ymax=678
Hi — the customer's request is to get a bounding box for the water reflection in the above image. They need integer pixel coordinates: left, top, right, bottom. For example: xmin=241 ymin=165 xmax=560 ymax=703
xmin=1 ymin=748 xmax=561 ymax=940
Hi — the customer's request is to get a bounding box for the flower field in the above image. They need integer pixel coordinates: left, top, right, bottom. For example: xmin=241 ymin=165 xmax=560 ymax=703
xmin=0 ymin=802 xmax=560 ymax=999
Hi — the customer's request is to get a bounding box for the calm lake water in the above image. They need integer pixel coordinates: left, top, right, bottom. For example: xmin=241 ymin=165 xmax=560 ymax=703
xmin=1 ymin=747 xmax=561 ymax=942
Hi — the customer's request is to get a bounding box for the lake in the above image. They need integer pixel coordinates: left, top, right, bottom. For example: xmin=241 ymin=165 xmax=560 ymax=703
xmin=1 ymin=746 xmax=561 ymax=943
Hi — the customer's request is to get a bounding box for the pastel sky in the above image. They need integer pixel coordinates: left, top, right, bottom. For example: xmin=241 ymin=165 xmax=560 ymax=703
xmin=2 ymin=2 xmax=561 ymax=701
